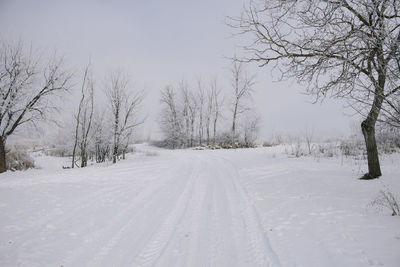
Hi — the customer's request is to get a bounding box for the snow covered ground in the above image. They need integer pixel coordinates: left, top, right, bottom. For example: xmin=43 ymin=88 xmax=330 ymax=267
xmin=0 ymin=144 xmax=399 ymax=267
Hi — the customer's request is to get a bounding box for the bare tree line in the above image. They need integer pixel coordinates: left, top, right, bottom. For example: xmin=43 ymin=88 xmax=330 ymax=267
xmin=158 ymin=60 xmax=259 ymax=149
xmin=70 ymin=68 xmax=144 ymax=168
xmin=0 ymin=39 xmax=145 ymax=172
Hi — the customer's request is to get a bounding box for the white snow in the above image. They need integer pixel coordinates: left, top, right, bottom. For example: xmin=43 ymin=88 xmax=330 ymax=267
xmin=0 ymin=145 xmax=399 ymax=267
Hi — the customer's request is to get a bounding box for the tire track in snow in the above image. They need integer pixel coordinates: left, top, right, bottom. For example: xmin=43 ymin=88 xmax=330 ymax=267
xmin=144 ymin=157 xmax=223 ymax=267
xmin=218 ymin=161 xmax=253 ymax=266
xmin=132 ymin=157 xmax=205 ymax=267
xmin=215 ymin=156 xmax=282 ymax=267
xmin=6 ymin=160 xmax=171 ymax=243
xmin=181 ymin=159 xmax=210 ymax=267
xmin=207 ymin=167 xmax=225 ymax=267
xmin=61 ymin=160 xmax=190 ymax=267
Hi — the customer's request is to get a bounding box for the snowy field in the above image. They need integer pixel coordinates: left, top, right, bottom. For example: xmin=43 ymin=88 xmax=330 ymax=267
xmin=0 ymin=144 xmax=399 ymax=267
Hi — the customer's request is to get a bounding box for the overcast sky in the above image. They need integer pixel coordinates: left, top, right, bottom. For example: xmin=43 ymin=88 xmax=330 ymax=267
xmin=0 ymin=0 xmax=357 ymax=141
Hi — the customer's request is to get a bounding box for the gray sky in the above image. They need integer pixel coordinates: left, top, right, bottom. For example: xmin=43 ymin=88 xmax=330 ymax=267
xmin=0 ymin=0 xmax=356 ymax=141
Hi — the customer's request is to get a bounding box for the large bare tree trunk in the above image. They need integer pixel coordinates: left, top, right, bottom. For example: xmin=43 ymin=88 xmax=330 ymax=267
xmin=213 ymin=117 xmax=218 ymax=145
xmin=0 ymin=137 xmax=6 ymax=173
xmin=113 ymin=132 xmax=118 ymax=164
xmin=232 ymin=102 xmax=238 ymax=144
xmin=361 ymin=120 xmax=381 ymax=179
xmin=360 ymin=74 xmax=384 ymax=179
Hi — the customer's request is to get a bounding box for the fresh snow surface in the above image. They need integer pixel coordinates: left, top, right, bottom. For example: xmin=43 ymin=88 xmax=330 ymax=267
xmin=0 ymin=144 xmax=399 ymax=267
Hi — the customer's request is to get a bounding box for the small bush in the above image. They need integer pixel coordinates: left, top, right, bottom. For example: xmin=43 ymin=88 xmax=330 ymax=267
xmin=6 ymin=149 xmax=35 ymax=171
xmin=370 ymin=189 xmax=400 ymax=216
xmin=262 ymin=141 xmax=277 ymax=147
xmin=286 ymin=139 xmax=305 ymax=158
xmin=144 ymin=151 xmax=159 ymax=157
xmin=339 ymin=138 xmax=365 ymax=157
xmin=315 ymin=143 xmax=337 ymax=157
xmin=376 ymin=125 xmax=400 ymax=153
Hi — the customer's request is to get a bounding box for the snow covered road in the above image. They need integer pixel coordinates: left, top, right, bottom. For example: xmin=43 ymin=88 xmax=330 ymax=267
xmin=1 ymin=145 xmax=399 ymax=266
xmin=0 ymin=149 xmax=281 ymax=267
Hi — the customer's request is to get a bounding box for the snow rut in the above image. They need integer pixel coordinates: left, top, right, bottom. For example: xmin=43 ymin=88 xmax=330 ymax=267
xmin=216 ymin=156 xmax=282 ymax=267
xmin=137 ymin=155 xmax=282 ymax=267
xmin=61 ymin=160 xmax=189 ymax=267
xmin=132 ymin=157 xmax=204 ymax=267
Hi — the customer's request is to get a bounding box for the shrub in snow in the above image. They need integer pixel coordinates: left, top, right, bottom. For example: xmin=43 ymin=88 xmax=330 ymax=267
xmin=285 ymin=139 xmax=306 ymax=158
xmin=144 ymin=151 xmax=159 ymax=157
xmin=370 ymin=189 xmax=400 ymax=216
xmin=262 ymin=141 xmax=277 ymax=147
xmin=376 ymin=126 xmax=400 ymax=154
xmin=316 ymin=143 xmax=336 ymax=157
xmin=216 ymin=132 xmax=237 ymax=148
xmin=6 ymin=149 xmax=35 ymax=171
xmin=292 ymin=141 xmax=304 ymax=158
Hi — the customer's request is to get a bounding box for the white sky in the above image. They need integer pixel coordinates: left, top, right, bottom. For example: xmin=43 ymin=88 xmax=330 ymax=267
xmin=0 ymin=0 xmax=357 ymax=141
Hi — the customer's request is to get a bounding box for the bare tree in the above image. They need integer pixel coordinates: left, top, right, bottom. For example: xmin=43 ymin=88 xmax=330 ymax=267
xmin=71 ymin=64 xmax=93 ymax=168
xmin=211 ymin=78 xmax=223 ymax=145
xmin=79 ymin=75 xmax=94 ymax=167
xmin=92 ymin=109 xmax=110 ymax=163
xmin=304 ymin=127 xmax=314 ymax=155
xmin=204 ymin=77 xmax=223 ymax=146
xmin=197 ymin=78 xmax=205 ymax=146
xmin=205 ymin=82 xmax=214 ymax=146
xmin=159 ymin=78 xmax=224 ymax=148
xmin=180 ymin=81 xmax=191 ymax=147
xmin=230 ymin=59 xmax=255 ymax=144
xmin=229 ymin=0 xmax=400 ymax=179
xmin=105 ymin=71 xmax=143 ymax=163
xmin=160 ymin=86 xmax=183 ymax=148
xmin=188 ymin=91 xmax=197 ymax=147
xmin=243 ymin=112 xmax=260 ymax=147
xmin=0 ymin=40 xmax=71 ymax=172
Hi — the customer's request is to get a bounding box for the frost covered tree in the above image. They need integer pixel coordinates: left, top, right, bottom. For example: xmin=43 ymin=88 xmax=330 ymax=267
xmin=196 ymin=78 xmax=205 ymax=146
xmin=180 ymin=81 xmax=197 ymax=147
xmin=72 ymin=63 xmax=94 ymax=168
xmin=92 ymin=110 xmax=111 ymax=163
xmin=243 ymin=112 xmax=259 ymax=147
xmin=230 ymin=59 xmax=255 ymax=144
xmin=159 ymin=77 xmax=225 ymax=148
xmin=0 ymin=40 xmax=71 ymax=173
xmin=160 ymin=86 xmax=183 ymax=148
xmin=78 ymin=74 xmax=94 ymax=167
xmin=105 ymin=71 xmax=144 ymax=164
xmin=211 ymin=78 xmax=223 ymax=145
xmin=187 ymin=89 xmax=197 ymax=147
xmin=205 ymin=82 xmax=214 ymax=146
xmin=230 ymin=0 xmax=400 ymax=179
